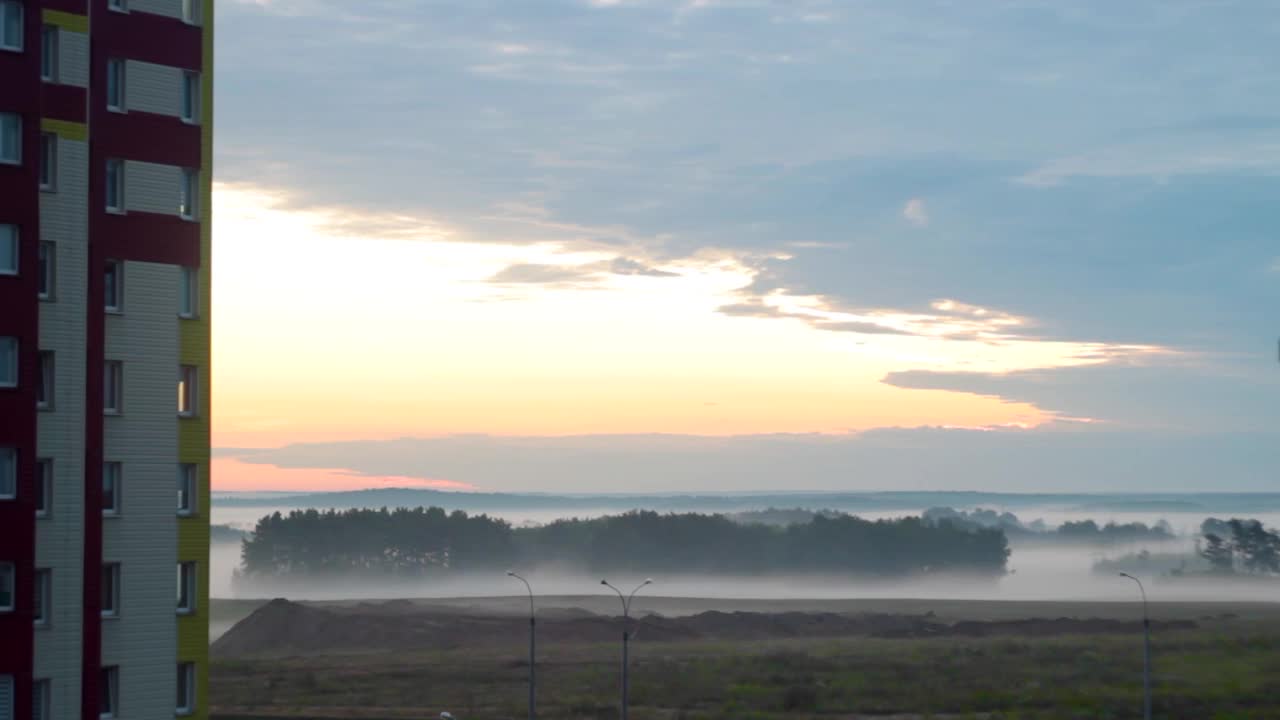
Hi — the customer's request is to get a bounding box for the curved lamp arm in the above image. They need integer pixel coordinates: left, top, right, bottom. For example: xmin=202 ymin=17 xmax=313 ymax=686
xmin=508 ymin=571 xmax=535 ymax=618
xmin=626 ymin=579 xmax=653 ymax=617
xmin=1119 ymin=572 xmax=1149 ymax=622
xmin=601 ymin=579 xmax=628 ymax=617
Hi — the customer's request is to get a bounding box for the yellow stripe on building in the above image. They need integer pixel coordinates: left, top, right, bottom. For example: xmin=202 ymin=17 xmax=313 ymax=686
xmin=41 ymin=9 xmax=89 ymax=33
xmin=40 ymin=119 xmax=88 ymax=143
xmin=176 ymin=5 xmax=215 ymax=720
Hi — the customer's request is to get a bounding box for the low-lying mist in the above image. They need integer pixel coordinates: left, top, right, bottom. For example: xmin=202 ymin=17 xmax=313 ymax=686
xmin=210 ymin=506 xmax=1280 ymax=605
xmin=211 ymin=545 xmax=1280 ymax=605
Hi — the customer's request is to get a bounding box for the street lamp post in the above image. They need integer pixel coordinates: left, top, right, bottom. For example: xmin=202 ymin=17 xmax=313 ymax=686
xmin=1119 ymin=572 xmax=1151 ymax=720
xmin=507 ymin=571 xmax=536 ymax=720
xmin=601 ymin=578 xmax=652 ymax=720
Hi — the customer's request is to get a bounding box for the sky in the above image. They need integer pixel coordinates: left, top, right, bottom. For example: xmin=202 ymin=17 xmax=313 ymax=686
xmin=211 ymin=0 xmax=1279 ymax=494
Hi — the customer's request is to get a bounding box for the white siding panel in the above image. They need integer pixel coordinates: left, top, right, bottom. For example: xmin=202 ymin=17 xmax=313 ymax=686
xmin=103 ymin=263 xmax=179 ymax=720
xmin=124 ymin=161 xmax=182 ymax=217
xmin=39 ymin=138 xmax=88 ymax=246
xmin=130 ymin=0 xmax=190 ymax=22
xmin=124 ymin=60 xmax=182 ymax=119
xmin=58 ymin=31 xmax=90 ymax=89
xmin=36 ymin=137 xmax=88 ymax=720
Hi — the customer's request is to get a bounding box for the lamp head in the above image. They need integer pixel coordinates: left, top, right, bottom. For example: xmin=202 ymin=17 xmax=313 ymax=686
xmin=507 ymin=571 xmax=515 ymax=577
xmin=643 ymin=578 xmax=653 ymax=585
xmin=600 ymin=579 xmax=608 ymax=585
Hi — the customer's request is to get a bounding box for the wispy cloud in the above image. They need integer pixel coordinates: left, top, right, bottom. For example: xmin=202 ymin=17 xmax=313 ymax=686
xmin=902 ymin=197 xmax=929 ymax=227
xmin=486 ymin=256 xmax=680 ymax=287
xmin=1018 ymin=132 xmax=1280 ymax=187
xmin=717 ymin=291 xmax=1035 ymax=342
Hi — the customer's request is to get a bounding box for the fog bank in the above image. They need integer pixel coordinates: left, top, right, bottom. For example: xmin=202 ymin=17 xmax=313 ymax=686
xmin=210 ymin=505 xmax=1280 ymax=604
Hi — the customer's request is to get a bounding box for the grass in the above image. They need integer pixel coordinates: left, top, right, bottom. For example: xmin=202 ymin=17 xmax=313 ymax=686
xmin=211 ymin=617 xmax=1280 ymax=719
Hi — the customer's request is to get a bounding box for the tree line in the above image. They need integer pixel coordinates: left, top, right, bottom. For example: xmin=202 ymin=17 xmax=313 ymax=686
xmin=238 ymin=507 xmax=1011 ymax=580
xmin=1199 ymin=518 xmax=1280 ymax=575
xmin=922 ymin=507 xmax=1174 ymax=544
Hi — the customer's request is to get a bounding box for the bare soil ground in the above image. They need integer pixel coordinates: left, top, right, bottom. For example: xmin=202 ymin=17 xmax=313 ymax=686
xmin=212 ymin=598 xmax=1202 ymax=658
xmin=209 ymin=594 xmax=1280 ymax=642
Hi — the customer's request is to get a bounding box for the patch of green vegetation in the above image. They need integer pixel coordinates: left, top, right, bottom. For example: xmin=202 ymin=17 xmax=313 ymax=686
xmin=212 ymin=621 xmax=1280 ymax=719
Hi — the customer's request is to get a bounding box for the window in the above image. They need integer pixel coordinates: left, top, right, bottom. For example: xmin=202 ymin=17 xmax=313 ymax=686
xmin=35 ymin=459 xmax=50 ymax=517
xmin=100 ymin=565 xmax=119 ymax=618
xmin=0 ymin=1 xmax=21 ymax=51
xmin=0 ymin=563 xmax=12 ymax=612
xmin=181 ymin=72 xmax=199 ymax=123
xmin=176 ymin=562 xmax=196 ymax=614
xmin=36 ymin=351 xmax=53 ymax=410
xmin=179 ymin=267 xmax=197 ymax=318
xmin=34 ymin=569 xmax=49 ymax=626
xmin=34 ymin=679 xmax=50 ymax=720
xmin=104 ymin=260 xmax=122 ymax=311
xmin=41 ymin=25 xmax=57 ymax=81
xmin=99 ymin=666 xmax=118 ymax=719
xmin=178 ymin=366 xmax=196 ymax=417
xmin=0 ymin=337 xmax=16 ymax=388
xmin=176 ymin=663 xmax=195 ymax=715
xmin=108 ymin=0 xmax=127 ymax=11
xmin=181 ymin=0 xmax=199 ymax=24
xmin=105 ymin=160 xmax=124 ymax=212
xmin=177 ymin=464 xmax=195 ymax=515
xmin=0 ymin=676 xmax=12 ymax=720
xmin=38 ymin=242 xmax=53 ymax=299
xmin=0 ymin=113 xmax=19 ymax=165
xmin=0 ymin=225 xmax=15 ymax=275
xmin=103 ymin=361 xmax=122 ymax=414
xmin=0 ymin=448 xmax=14 ymax=499
xmin=179 ymin=169 xmax=197 ymax=219
xmin=39 ymin=133 xmax=55 ymax=191
xmin=106 ymin=59 xmax=124 ymax=110
xmin=102 ymin=462 xmax=121 ymax=514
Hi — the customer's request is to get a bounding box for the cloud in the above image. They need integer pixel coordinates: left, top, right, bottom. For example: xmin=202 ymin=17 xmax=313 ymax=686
xmin=814 ymin=321 xmax=914 ymax=336
xmin=1018 ymin=131 xmax=1280 ymax=187
xmin=884 ymin=355 xmax=1277 ymax=434
xmin=717 ymin=290 xmax=1040 ymax=342
xmin=218 ymin=427 xmax=1280 ymax=493
xmin=609 ymin=257 xmax=680 ymax=277
xmin=487 ymin=256 xmax=680 ymax=287
xmin=488 ymin=263 xmax=600 ymax=286
xmin=715 ymin=301 xmax=786 ymax=319
xmin=902 ymin=197 xmax=929 ymax=227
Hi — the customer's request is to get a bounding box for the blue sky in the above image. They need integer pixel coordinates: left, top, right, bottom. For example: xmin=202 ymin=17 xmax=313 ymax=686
xmin=212 ymin=0 xmax=1279 ymax=492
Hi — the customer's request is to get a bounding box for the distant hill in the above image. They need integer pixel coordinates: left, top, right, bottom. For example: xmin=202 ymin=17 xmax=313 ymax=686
xmin=213 ymin=488 xmax=1280 ymax=514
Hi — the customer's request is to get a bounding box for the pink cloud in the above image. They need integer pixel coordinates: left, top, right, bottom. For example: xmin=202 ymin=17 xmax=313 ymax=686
xmin=212 ymin=457 xmax=475 ymax=492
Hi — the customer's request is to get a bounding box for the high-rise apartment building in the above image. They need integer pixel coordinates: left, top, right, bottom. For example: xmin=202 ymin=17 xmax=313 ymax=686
xmin=0 ymin=1 xmax=211 ymax=719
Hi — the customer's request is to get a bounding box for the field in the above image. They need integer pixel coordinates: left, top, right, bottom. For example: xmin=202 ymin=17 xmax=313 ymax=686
xmin=209 ymin=597 xmax=1280 ymax=719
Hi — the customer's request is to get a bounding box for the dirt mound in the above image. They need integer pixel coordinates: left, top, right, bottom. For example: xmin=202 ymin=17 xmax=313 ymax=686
xmin=212 ymin=600 xmax=1199 ymax=658
xmin=212 ymin=599 xmax=697 ymax=657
